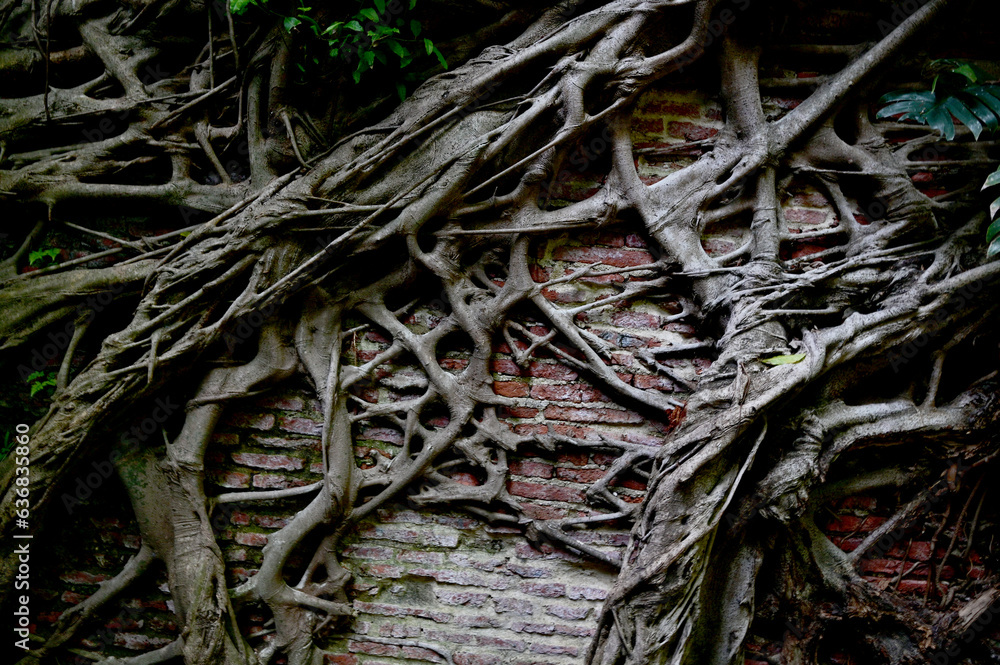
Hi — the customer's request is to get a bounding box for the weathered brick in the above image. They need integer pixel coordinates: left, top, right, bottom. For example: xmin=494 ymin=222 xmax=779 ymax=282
xmin=235 ymin=532 xmax=268 ymax=547
xmin=507 ymin=481 xmax=585 ymax=503
xmin=544 ymin=405 xmax=643 ymax=424
xmin=508 ymin=460 xmax=554 ymax=478
xmin=567 ymin=586 xmax=607 ymax=600
xmin=494 ymin=597 xmax=534 ymax=615
xmin=223 ymin=412 xmax=275 ymax=430
xmin=552 ymin=246 xmax=656 ymax=268
xmin=252 ymin=474 xmax=310 ymax=489
xmin=436 ymin=590 xmax=489 ymax=607
xmin=278 ymin=416 xmax=323 ymax=435
xmin=493 ymin=381 xmax=530 ymax=397
xmin=545 ymin=604 xmax=592 ymax=621
xmin=231 ymin=452 xmax=304 ymax=471
xmin=353 ymin=602 xmax=452 ymax=623
xmin=520 ymin=582 xmax=566 ymax=598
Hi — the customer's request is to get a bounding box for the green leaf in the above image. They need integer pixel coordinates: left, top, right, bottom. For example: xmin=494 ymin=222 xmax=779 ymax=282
xmin=344 ymin=20 xmax=363 ymax=31
xmin=410 ymin=19 xmax=421 ymax=37
xmin=983 ymin=168 xmax=1000 ymax=190
xmin=760 ymin=353 xmax=806 ymax=366
xmin=944 ymin=96 xmax=983 ymax=139
xmin=424 ymin=37 xmax=434 ymax=55
xmin=373 ymin=50 xmax=387 ymax=65
xmin=359 ymin=8 xmax=378 ymax=22
xmin=396 ymin=82 xmax=407 ymax=102
xmin=924 ymin=105 xmax=956 ymax=140
xmin=283 ymin=16 xmax=301 ymax=31
xmin=961 ymin=95 xmax=999 ymax=133
xmin=879 ymin=90 xmax=936 ymax=104
xmin=432 ymin=45 xmax=447 ymax=69
xmin=986 ymin=217 xmax=1000 ymax=244
xmin=230 ymin=0 xmax=253 ymax=15
xmin=988 ymin=235 xmax=1000 ymax=258
xmin=26 ymin=371 xmax=44 ymax=383
xmin=28 ymin=247 xmax=60 ymax=265
xmin=374 ymin=0 xmax=385 ymax=12
xmin=352 ymin=69 xmax=362 ymax=84
xmin=876 ymin=100 xmax=931 ymax=118
xmin=385 ymin=39 xmax=408 ymax=58
xmin=409 ymin=0 xmax=417 ymax=8
xmin=951 ymin=61 xmax=980 ymax=83
xmin=968 ymin=86 xmax=1000 ymax=117
xmin=991 ymin=195 xmax=1000 ymax=221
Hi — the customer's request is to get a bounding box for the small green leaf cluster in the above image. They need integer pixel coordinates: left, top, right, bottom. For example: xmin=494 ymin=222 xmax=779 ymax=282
xmin=26 ymin=370 xmax=57 ymax=397
xmin=28 ymin=247 xmax=60 ymax=267
xmin=876 ymin=60 xmax=1000 ymax=140
xmin=231 ymin=0 xmax=446 ymax=96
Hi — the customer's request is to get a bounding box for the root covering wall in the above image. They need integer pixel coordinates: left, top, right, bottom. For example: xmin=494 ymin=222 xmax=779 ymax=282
xmin=15 ymin=12 xmax=1000 ymax=664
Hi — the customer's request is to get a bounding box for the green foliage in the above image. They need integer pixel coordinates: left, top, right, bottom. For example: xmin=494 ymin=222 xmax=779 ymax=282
xmin=28 ymin=246 xmax=60 ymax=267
xmin=230 ymin=0 xmax=446 ymax=95
xmin=876 ymin=60 xmax=1000 ymax=140
xmin=877 ymin=59 xmax=1000 ymax=258
xmin=26 ymin=370 xmax=57 ymax=397
xmin=0 ymin=431 xmax=13 ymax=463
xmin=983 ymin=166 xmax=1000 ymax=257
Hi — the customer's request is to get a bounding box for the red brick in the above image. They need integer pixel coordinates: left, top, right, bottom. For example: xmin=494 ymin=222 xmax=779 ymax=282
xmin=544 ymin=405 xmax=643 ymax=424
xmin=252 ymin=474 xmax=310 ymax=489
xmin=507 ymin=481 xmax=585 ymax=503
xmin=343 ymin=545 xmax=396 ymax=559
xmin=231 ymin=452 xmax=304 ymax=471
xmin=436 ymin=590 xmax=489 ymax=607
xmin=354 ymin=602 xmax=452 ymax=623
xmin=634 ymin=375 xmax=677 ymax=390
xmin=518 ymin=503 xmax=570 ymax=520
xmin=530 ymin=643 xmax=580 ymax=656
xmin=785 ymin=208 xmax=829 ymax=225
xmin=60 ymin=571 xmax=111 ymax=585
xmin=552 ymin=246 xmax=655 ymax=268
xmin=897 ymin=579 xmax=928 ymax=594
xmin=509 ymin=460 xmax=554 ymax=478
xmin=399 ymin=550 xmax=446 ymax=564
xmin=567 ymin=586 xmax=607 ymax=600
xmin=556 ymin=467 xmax=605 ymax=483
xmin=493 ymin=381 xmax=530 ymax=397
xmin=278 ymin=416 xmax=323 ymax=435
xmin=235 ymin=532 xmax=268 ymax=547
xmin=324 ymin=655 xmax=359 ymax=665
xmin=209 ymin=471 xmax=250 ymax=488
xmin=667 ymin=121 xmax=718 ymax=141
xmin=520 ymin=582 xmax=566 ymax=598
xmin=223 ymin=412 xmax=274 ymax=430
xmin=499 ymin=406 xmax=539 ymax=419
xmin=512 ymin=423 xmax=549 ymax=436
